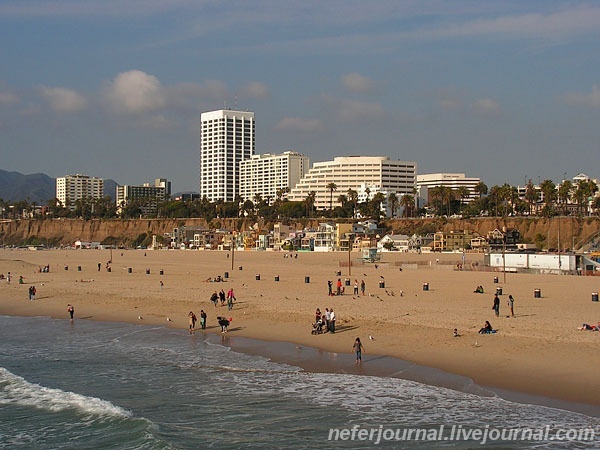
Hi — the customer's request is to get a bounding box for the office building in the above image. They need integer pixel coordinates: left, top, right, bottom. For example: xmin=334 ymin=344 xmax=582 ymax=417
xmin=239 ymin=151 xmax=309 ymax=204
xmin=200 ymin=109 xmax=255 ymax=202
xmin=56 ymin=174 xmax=104 ymax=211
xmin=116 ymin=178 xmax=171 ymax=217
xmin=417 ymin=173 xmax=481 ymax=205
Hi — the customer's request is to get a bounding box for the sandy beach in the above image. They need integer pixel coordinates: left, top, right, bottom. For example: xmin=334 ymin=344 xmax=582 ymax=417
xmin=1 ymin=248 xmax=599 ymax=409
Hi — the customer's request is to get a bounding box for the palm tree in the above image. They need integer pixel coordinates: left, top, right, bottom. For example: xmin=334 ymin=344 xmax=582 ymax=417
xmin=558 ymin=180 xmax=573 ymax=215
xmin=347 ymin=189 xmax=358 ymax=218
xmin=326 ymin=182 xmax=338 ymax=210
xmin=525 ymin=180 xmax=539 ymax=216
xmin=539 ymin=179 xmax=557 ymax=217
xmin=474 ymin=181 xmax=488 ymax=199
xmin=456 ymin=186 xmax=470 ymax=215
xmin=399 ymin=194 xmax=414 ymax=218
xmin=305 ymin=191 xmax=316 ymax=217
xmin=387 ymin=192 xmax=399 ymax=218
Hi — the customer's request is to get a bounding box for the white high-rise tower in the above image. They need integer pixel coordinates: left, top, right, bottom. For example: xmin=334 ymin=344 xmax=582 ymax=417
xmin=200 ymin=109 xmax=255 ymax=202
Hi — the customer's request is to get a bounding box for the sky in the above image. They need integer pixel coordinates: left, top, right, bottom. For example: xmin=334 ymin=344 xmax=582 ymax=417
xmin=1 ymin=1 xmax=600 ymax=194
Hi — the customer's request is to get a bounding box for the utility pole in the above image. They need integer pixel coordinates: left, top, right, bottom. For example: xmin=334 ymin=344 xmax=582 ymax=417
xmin=231 ymin=231 xmax=235 ymax=271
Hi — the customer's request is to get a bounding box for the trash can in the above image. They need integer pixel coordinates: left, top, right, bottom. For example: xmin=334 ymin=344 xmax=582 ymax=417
xmin=336 ymin=271 xmax=341 ymax=276
xmin=239 ymin=266 xmax=243 ymax=271
xmin=423 ymin=282 xmax=429 ymax=291
xmin=493 ymin=276 xmax=498 ymax=283
xmin=128 ymin=267 xmax=132 ymax=273
xmin=107 ymin=267 xmax=111 ymax=272
xmin=146 ymin=269 xmax=150 ymax=275
xmin=255 ymin=274 xmax=260 ymax=281
xmin=379 ymin=281 xmax=385 ymax=288
xmin=534 ymin=288 xmax=541 ymax=298
xmin=77 ymin=266 xmax=81 ymax=272
xmin=275 ymin=275 xmax=279 ymax=282
xmin=224 ymin=271 xmax=229 ymax=279
xmin=305 ymin=276 xmax=310 ymax=283
xmin=345 ymin=278 xmax=350 ymax=286
xmin=159 ymin=269 xmax=164 ymax=275
xmin=496 ymin=287 xmax=502 ymax=295
xmin=593 ymin=292 xmax=599 ymax=302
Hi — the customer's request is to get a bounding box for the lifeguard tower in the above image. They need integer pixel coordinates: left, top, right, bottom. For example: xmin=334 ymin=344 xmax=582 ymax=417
xmin=362 ymin=248 xmax=380 ymax=263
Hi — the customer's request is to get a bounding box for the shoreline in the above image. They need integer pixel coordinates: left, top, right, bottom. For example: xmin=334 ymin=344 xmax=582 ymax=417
xmin=1 ymin=248 xmax=600 ymax=412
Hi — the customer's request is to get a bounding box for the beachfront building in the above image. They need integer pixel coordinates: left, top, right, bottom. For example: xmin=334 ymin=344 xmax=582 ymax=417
xmin=288 ymin=156 xmax=417 ymax=211
xmin=56 ymin=174 xmax=104 ymax=211
xmin=417 ymin=173 xmax=481 ymax=208
xmin=200 ymin=109 xmax=255 ymax=202
xmin=238 ymin=151 xmax=309 ymax=204
xmin=116 ymin=178 xmax=171 ymax=217
xmin=433 ymin=230 xmax=480 ymax=252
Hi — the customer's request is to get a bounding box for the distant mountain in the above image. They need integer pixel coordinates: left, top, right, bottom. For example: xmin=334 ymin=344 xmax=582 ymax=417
xmin=0 ymin=169 xmax=118 ymax=203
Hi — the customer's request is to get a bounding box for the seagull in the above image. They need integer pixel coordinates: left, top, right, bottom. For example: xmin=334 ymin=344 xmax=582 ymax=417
xmin=369 ymin=335 xmax=375 ymax=340
xmin=380 ymin=275 xmax=385 ymax=279
xmin=138 ymin=315 xmax=143 ymax=320
xmin=166 ymin=317 xmax=172 ymax=322
xmin=473 ymin=341 xmax=480 ymax=347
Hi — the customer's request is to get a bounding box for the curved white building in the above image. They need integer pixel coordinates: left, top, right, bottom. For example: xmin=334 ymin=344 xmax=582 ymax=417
xmin=288 ymin=156 xmax=416 ymax=210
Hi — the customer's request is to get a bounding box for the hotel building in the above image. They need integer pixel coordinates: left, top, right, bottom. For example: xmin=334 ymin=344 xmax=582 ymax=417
xmin=287 ymin=156 xmax=417 ymax=210
xmin=56 ymin=174 xmax=104 ymax=211
xmin=200 ymin=109 xmax=255 ymax=202
xmin=238 ymin=151 xmax=309 ymax=204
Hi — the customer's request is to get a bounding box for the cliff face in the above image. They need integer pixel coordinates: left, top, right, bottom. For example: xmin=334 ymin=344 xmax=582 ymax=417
xmin=0 ymin=217 xmax=598 ymax=249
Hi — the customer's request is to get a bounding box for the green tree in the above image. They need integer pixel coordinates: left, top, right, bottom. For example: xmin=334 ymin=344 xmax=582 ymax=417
xmin=387 ymin=192 xmax=399 ymax=218
xmin=326 ymin=182 xmax=338 ymax=210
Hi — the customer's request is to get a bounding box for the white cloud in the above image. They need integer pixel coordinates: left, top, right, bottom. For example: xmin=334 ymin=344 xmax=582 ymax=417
xmin=241 ymin=81 xmax=268 ymax=98
xmin=338 ymin=99 xmax=385 ymax=122
xmin=341 ymin=73 xmax=374 ymax=93
xmin=39 ymin=86 xmax=87 ymax=113
xmin=564 ymin=85 xmax=600 ymax=108
xmin=105 ymin=70 xmax=166 ymax=114
xmin=275 ymin=117 xmax=323 ymax=132
xmin=471 ymin=98 xmax=500 ymax=114
xmin=0 ymin=91 xmax=18 ymax=105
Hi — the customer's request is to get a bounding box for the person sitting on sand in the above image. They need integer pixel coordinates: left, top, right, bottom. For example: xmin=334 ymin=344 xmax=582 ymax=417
xmin=478 ymin=321 xmax=493 ymax=334
xmin=578 ymin=323 xmax=599 ymax=331
xmin=474 ymin=285 xmax=484 ymax=293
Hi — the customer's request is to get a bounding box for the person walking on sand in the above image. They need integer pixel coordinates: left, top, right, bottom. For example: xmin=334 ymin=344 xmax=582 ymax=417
xmin=353 ymin=279 xmax=359 ymax=295
xmin=219 ymin=289 xmax=226 ymax=306
xmin=360 ymin=279 xmax=365 ymax=296
xmin=227 ymin=289 xmax=235 ymax=311
xmin=189 ymin=311 xmax=197 ymax=334
xmin=492 ymin=294 xmax=500 ymax=317
xmin=200 ymin=310 xmax=207 ymax=330
xmin=353 ymin=337 xmax=365 ymax=365
xmin=336 ymin=278 xmax=342 ymax=296
xmin=327 ymin=280 xmax=333 ymax=296
xmin=67 ymin=304 xmax=74 ymax=322
xmin=508 ymin=295 xmax=515 ymax=317
xmin=210 ymin=291 xmax=219 ymax=308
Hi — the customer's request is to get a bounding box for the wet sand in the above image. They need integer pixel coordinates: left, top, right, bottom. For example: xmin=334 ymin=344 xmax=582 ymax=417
xmin=1 ymin=248 xmax=599 ymax=410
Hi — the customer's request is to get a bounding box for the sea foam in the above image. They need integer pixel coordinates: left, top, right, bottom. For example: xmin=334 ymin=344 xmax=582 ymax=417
xmin=0 ymin=367 xmax=132 ymax=418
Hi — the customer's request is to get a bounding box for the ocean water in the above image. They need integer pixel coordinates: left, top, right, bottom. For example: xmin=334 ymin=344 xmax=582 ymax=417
xmin=0 ymin=315 xmax=598 ymax=449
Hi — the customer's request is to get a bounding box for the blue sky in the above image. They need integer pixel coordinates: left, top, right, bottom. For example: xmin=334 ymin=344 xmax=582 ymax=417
xmin=1 ymin=1 xmax=599 ymax=193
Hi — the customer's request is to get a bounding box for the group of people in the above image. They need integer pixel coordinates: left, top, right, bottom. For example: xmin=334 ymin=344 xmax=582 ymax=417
xmin=210 ymin=288 xmax=236 ymax=310
xmin=492 ymin=294 xmax=515 ymax=317
xmin=327 ymin=278 xmax=366 ymax=296
xmin=38 ymin=264 xmax=50 ymax=273
xmin=28 ymin=285 xmax=37 ymax=301
xmin=312 ymin=307 xmax=336 ymax=334
xmin=188 ymin=310 xmax=208 ymax=333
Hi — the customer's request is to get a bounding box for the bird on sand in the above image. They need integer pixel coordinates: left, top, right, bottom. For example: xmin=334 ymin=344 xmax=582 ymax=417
xmin=138 ymin=315 xmax=143 ymax=320
xmin=369 ymin=335 xmax=375 ymax=340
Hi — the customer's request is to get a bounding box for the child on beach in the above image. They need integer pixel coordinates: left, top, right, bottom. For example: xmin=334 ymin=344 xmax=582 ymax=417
xmin=67 ymin=304 xmax=74 ymax=322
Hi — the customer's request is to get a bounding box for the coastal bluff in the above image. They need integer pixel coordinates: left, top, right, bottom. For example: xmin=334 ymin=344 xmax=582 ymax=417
xmin=1 ymin=217 xmax=598 ymax=249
